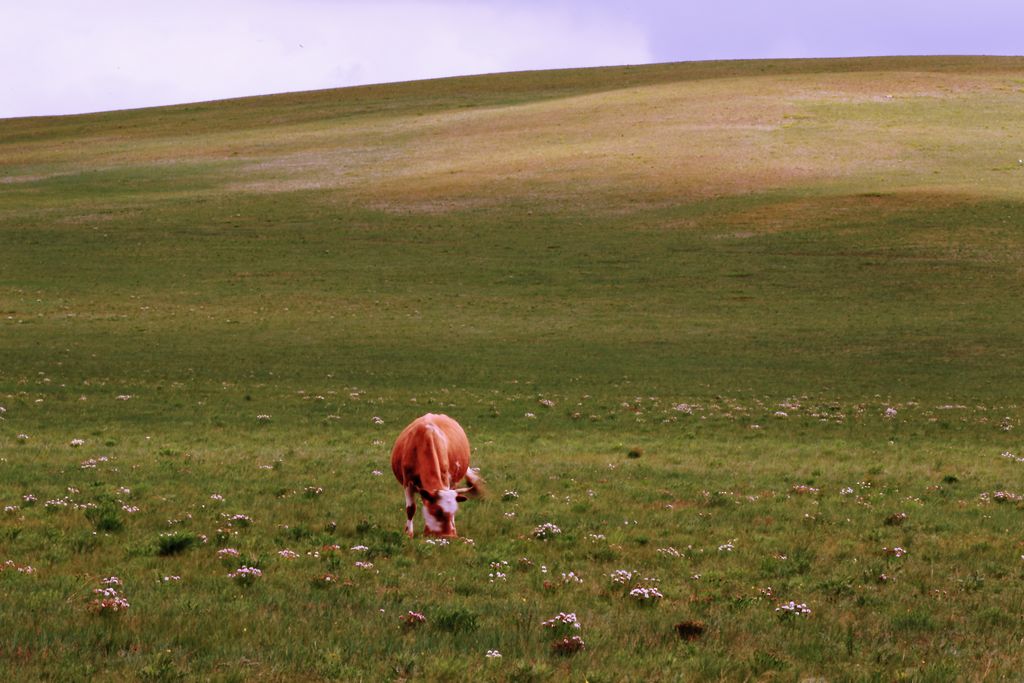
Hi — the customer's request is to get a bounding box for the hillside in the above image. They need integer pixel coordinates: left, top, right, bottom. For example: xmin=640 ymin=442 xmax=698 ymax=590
xmin=2 ymin=56 xmax=1024 ymax=404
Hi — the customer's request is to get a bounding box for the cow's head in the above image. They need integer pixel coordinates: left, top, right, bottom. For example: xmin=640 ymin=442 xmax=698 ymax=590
xmin=420 ymin=488 xmax=468 ymax=538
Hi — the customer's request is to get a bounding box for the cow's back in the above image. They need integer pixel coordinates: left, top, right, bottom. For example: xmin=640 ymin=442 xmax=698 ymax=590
xmin=391 ymin=413 xmax=470 ymax=490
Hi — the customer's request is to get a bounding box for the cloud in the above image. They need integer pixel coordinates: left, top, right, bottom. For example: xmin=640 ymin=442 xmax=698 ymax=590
xmin=0 ymin=1 xmax=654 ymax=118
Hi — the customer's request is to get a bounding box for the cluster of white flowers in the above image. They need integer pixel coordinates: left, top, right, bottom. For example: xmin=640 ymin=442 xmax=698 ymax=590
xmin=90 ymin=577 xmax=129 ymax=613
xmin=609 ymin=569 xmax=635 ymax=585
xmin=1 ymin=560 xmax=35 ymax=574
xmin=91 ymin=587 xmax=130 ymax=612
xmin=532 ymin=523 xmax=561 ymax=540
xmin=1001 ymin=451 xmax=1024 ymax=464
xmin=541 ymin=612 xmax=581 ymax=629
xmin=79 ymin=456 xmax=110 ymax=469
xmin=775 ymin=601 xmax=811 ymax=617
xmin=228 ymin=566 xmax=263 ymax=581
xmin=629 ymin=586 xmax=664 ymax=601
xmin=488 ymin=560 xmax=509 ymax=583
xmin=718 ymin=540 xmax=735 ymax=552
xmin=485 ymin=649 xmax=502 ymax=659
xmin=277 ymin=549 xmax=299 ymax=559
xmin=561 ymin=571 xmax=583 ymax=585
xmin=256 ymin=414 xmax=271 ymax=422
xmin=980 ymin=491 xmax=1023 ymax=503
xmin=657 ymin=546 xmax=682 ymax=558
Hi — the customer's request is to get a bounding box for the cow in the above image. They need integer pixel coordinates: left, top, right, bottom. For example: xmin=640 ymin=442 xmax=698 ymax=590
xmin=390 ymin=413 xmax=483 ymax=538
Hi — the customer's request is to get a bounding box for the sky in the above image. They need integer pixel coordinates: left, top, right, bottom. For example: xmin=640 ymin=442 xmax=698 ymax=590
xmin=2 ymin=0 xmax=1022 ymax=119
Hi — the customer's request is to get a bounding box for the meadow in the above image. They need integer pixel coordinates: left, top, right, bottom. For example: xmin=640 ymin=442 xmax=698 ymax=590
xmin=1 ymin=56 xmax=1024 ymax=680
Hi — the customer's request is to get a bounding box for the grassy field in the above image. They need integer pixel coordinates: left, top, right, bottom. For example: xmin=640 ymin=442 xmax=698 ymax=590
xmin=2 ymin=56 xmax=1024 ymax=680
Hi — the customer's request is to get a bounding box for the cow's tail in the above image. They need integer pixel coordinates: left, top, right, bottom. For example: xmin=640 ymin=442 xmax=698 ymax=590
xmin=423 ymin=422 xmax=448 ymax=490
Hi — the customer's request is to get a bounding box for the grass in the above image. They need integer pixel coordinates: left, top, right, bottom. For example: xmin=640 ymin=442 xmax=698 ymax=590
xmin=1 ymin=56 xmax=1024 ymax=680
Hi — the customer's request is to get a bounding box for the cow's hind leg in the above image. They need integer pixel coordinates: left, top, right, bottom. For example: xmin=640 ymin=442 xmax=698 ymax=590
xmin=403 ymin=484 xmax=416 ymax=538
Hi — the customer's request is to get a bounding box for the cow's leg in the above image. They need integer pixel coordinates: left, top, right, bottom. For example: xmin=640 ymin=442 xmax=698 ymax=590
xmin=403 ymin=484 xmax=416 ymax=538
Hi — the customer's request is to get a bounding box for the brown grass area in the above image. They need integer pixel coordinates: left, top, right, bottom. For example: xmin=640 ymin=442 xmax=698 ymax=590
xmin=233 ymin=69 xmax=1024 ymax=208
xmin=4 ymin=60 xmax=1022 ymax=210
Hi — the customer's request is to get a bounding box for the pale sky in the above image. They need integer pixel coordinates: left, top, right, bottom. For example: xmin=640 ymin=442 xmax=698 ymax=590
xmin=2 ymin=0 xmax=1022 ymax=119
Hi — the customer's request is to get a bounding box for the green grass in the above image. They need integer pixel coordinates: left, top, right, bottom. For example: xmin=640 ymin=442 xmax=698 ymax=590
xmin=2 ymin=56 xmax=1024 ymax=680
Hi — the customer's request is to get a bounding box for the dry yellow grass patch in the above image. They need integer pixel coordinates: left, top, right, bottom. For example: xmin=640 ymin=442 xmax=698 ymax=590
xmin=4 ymin=59 xmax=1021 ymax=212
xmin=225 ymin=69 xmax=1024 ymax=209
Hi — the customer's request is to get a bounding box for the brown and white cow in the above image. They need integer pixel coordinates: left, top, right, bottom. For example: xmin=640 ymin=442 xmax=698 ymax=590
xmin=390 ymin=413 xmax=483 ymax=538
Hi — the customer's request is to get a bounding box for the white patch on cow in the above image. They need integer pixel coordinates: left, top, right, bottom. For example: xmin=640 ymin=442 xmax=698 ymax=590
xmin=422 ymin=490 xmax=458 ymax=535
xmin=436 ymin=489 xmax=459 ymax=517
xmin=422 ymin=506 xmax=444 ymax=533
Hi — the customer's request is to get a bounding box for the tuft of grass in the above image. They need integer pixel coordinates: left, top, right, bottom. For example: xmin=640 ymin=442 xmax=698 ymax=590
xmin=83 ymin=496 xmax=124 ymax=533
xmin=155 ymin=531 xmax=201 ymax=556
xmin=433 ymin=607 xmax=480 ymax=634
